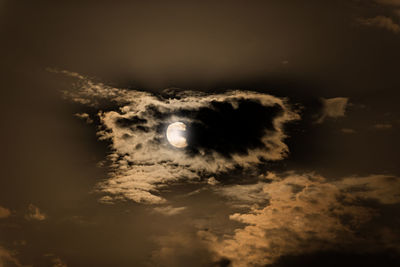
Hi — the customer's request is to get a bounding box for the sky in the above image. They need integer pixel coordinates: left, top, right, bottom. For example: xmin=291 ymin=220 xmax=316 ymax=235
xmin=1 ymin=0 xmax=400 ymax=266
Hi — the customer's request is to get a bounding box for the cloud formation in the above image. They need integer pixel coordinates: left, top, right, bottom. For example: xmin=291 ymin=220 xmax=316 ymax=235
xmin=206 ymin=172 xmax=400 ymax=267
xmin=374 ymin=123 xmax=393 ymax=129
xmin=60 ymin=71 xmax=299 ymax=204
xmin=74 ymin=113 xmax=93 ymax=124
xmin=153 ymin=205 xmax=187 ymax=216
xmin=0 ymin=246 xmax=25 ymax=267
xmin=0 ymin=205 xmax=11 ymax=218
xmin=25 ymin=204 xmax=46 ymax=221
xmin=316 ymin=97 xmax=348 ymax=123
xmin=151 ymin=232 xmax=213 ymax=267
xmin=341 ymin=128 xmax=356 ymax=134
xmin=358 ymin=16 xmax=400 ymax=34
xmin=44 ymin=254 xmax=68 ymax=267
xmin=356 ymin=0 xmax=400 ymax=35
xmin=51 ymin=258 xmax=68 ymax=267
xmin=375 ymin=0 xmax=400 ymax=6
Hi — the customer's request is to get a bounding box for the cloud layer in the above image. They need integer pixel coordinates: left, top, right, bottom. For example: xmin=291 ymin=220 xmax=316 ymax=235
xmin=206 ymin=172 xmax=400 ymax=267
xmin=357 ymin=0 xmax=400 ymax=34
xmin=61 ymin=71 xmax=299 ymax=204
xmin=0 ymin=205 xmax=11 ymax=218
xmin=0 ymin=246 xmax=25 ymax=267
xmin=358 ymin=16 xmax=400 ymax=34
xmin=25 ymin=204 xmax=46 ymax=221
xmin=316 ymin=97 xmax=348 ymax=123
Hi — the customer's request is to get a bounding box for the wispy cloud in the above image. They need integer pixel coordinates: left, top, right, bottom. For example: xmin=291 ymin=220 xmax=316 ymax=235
xmin=0 ymin=246 xmax=26 ymax=267
xmin=153 ymin=205 xmax=187 ymax=216
xmin=0 ymin=205 xmax=11 ymax=218
xmin=74 ymin=112 xmax=93 ymax=124
xmin=316 ymin=97 xmax=348 ymax=123
xmin=358 ymin=16 xmax=400 ymax=34
xmin=341 ymin=128 xmax=356 ymax=134
xmin=206 ymin=172 xmax=400 ymax=266
xmin=151 ymin=232 xmax=214 ymax=267
xmin=25 ymin=204 xmax=46 ymax=221
xmin=374 ymin=123 xmax=393 ymax=129
xmin=356 ymin=1 xmax=400 ymax=34
xmin=58 ymin=70 xmax=300 ymax=204
xmin=375 ymin=0 xmax=400 ymax=6
xmin=44 ymin=254 xmax=68 ymax=267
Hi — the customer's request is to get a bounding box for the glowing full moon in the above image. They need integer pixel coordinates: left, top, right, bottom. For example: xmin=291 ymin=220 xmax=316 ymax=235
xmin=166 ymin=122 xmax=187 ymax=148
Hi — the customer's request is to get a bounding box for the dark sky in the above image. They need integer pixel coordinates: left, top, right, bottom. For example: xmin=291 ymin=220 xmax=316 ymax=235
xmin=1 ymin=1 xmax=400 ymax=266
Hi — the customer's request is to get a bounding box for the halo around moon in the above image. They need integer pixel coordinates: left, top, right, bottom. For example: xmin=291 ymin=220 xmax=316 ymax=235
xmin=166 ymin=122 xmax=187 ymax=148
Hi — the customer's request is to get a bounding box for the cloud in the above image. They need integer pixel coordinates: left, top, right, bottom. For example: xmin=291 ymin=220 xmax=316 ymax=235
xmin=153 ymin=205 xmax=187 ymax=216
xmin=0 ymin=205 xmax=11 ymax=218
xmin=357 ymin=16 xmax=400 ymax=34
xmin=74 ymin=112 xmax=93 ymax=124
xmin=0 ymin=246 xmax=25 ymax=267
xmin=217 ymin=182 xmax=269 ymax=207
xmin=374 ymin=123 xmax=393 ymax=129
xmin=265 ymin=250 xmax=400 ymax=267
xmin=13 ymin=240 xmax=27 ymax=247
xmin=356 ymin=1 xmax=400 ymax=35
xmin=59 ymin=70 xmax=299 ymax=204
xmin=316 ymin=97 xmax=348 ymax=123
xmin=44 ymin=254 xmax=68 ymax=267
xmin=207 ymin=177 xmax=220 ymax=186
xmin=51 ymin=258 xmax=68 ymax=267
xmin=375 ymin=0 xmax=400 ymax=6
xmin=341 ymin=128 xmax=356 ymax=134
xmin=150 ymin=232 xmax=215 ymax=267
xmin=206 ymin=172 xmax=400 ymax=267
xmin=25 ymin=204 xmax=46 ymax=221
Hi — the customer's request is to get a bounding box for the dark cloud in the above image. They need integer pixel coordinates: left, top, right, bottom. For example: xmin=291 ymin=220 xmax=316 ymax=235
xmin=44 ymin=254 xmax=68 ymax=267
xmin=374 ymin=123 xmax=393 ymax=129
xmin=0 ymin=205 xmax=11 ymax=218
xmin=206 ymin=172 xmax=400 ymax=266
xmin=1 ymin=1 xmax=400 ymax=266
xmin=0 ymin=246 xmax=24 ymax=267
xmin=153 ymin=205 xmax=187 ymax=216
xmin=60 ymin=71 xmax=299 ymax=204
xmin=375 ymin=0 xmax=400 ymax=7
xmin=266 ymin=250 xmax=400 ymax=267
xmin=357 ymin=0 xmax=400 ymax=35
xmin=143 ymin=98 xmax=285 ymax=157
xmin=316 ymin=97 xmax=348 ymax=123
xmin=74 ymin=112 xmax=93 ymax=124
xmin=341 ymin=128 xmax=356 ymax=134
xmin=357 ymin=16 xmax=400 ymax=34
xmin=184 ymin=100 xmax=283 ymax=157
xmin=25 ymin=204 xmax=46 ymax=221
xmin=115 ymin=116 xmax=148 ymax=128
xmin=150 ymin=232 xmax=215 ymax=267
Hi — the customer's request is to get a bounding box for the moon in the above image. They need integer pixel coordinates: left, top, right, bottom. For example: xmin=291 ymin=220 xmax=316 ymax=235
xmin=166 ymin=122 xmax=187 ymax=148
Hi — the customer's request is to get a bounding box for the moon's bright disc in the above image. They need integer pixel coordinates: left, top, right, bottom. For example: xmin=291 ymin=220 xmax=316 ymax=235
xmin=166 ymin=122 xmax=187 ymax=148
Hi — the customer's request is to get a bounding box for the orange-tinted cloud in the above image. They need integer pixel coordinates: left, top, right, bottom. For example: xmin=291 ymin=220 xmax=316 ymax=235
xmin=207 ymin=172 xmax=400 ymax=266
xmin=74 ymin=113 xmax=93 ymax=124
xmin=316 ymin=97 xmax=348 ymax=123
xmin=25 ymin=204 xmax=46 ymax=221
xmin=374 ymin=123 xmax=393 ymax=129
xmin=153 ymin=205 xmax=187 ymax=216
xmin=358 ymin=16 xmax=400 ymax=34
xmin=375 ymin=0 xmax=400 ymax=6
xmin=0 ymin=246 xmax=25 ymax=267
xmin=0 ymin=205 xmax=11 ymax=218
xmin=59 ymin=70 xmax=299 ymax=204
